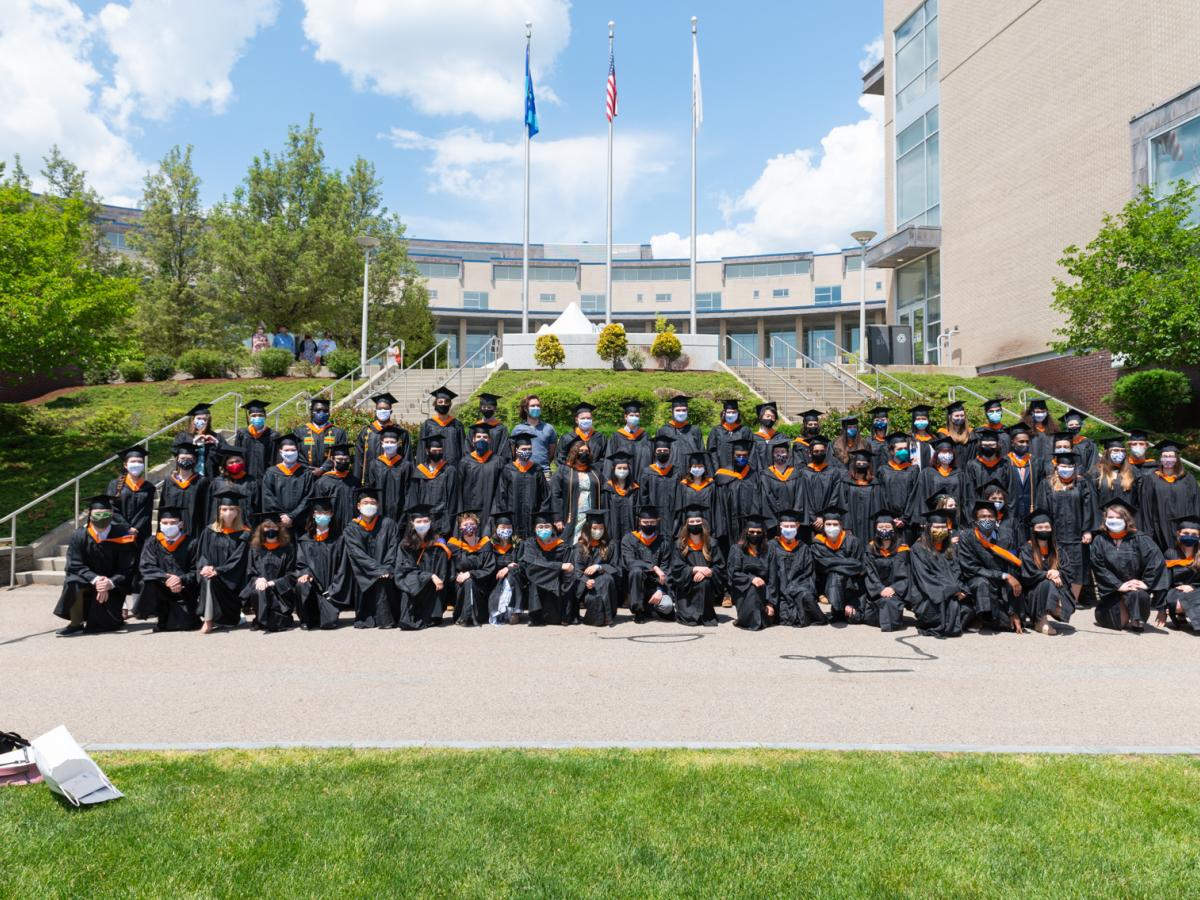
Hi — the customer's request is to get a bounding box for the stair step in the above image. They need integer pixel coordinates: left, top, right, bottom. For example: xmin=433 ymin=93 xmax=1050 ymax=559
xmin=36 ymin=556 xmax=67 ymax=572
xmin=13 ymin=570 xmax=65 ymax=586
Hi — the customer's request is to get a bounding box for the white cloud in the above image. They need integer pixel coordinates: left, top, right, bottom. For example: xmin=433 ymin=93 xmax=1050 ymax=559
xmin=650 ymin=95 xmax=884 ymax=259
xmin=384 ymin=125 xmax=673 ymax=241
xmin=98 ymin=0 xmax=279 ymax=126
xmin=302 ymin=0 xmax=570 ymax=120
xmin=859 ymin=35 xmax=883 ymax=74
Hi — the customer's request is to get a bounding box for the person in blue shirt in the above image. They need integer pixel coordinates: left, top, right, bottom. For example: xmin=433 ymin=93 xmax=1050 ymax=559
xmin=272 ymin=325 xmax=296 ymax=356
xmin=509 ymin=394 xmax=557 ymax=475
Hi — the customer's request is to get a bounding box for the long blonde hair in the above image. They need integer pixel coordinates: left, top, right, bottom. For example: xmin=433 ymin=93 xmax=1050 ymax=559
xmin=1095 ymin=456 xmax=1136 ymax=492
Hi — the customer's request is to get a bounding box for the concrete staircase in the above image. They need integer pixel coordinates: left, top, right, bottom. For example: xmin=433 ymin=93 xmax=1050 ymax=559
xmin=730 ymin=364 xmax=876 ymax=419
xmin=345 ymin=364 xmax=496 ymax=423
xmin=12 ymin=542 xmax=70 ymax=587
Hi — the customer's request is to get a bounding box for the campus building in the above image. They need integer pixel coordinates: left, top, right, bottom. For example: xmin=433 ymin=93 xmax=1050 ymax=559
xmin=865 ymin=0 xmax=1200 ymax=409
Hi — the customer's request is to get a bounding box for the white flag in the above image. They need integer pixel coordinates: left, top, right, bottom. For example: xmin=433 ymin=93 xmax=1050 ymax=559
xmin=692 ymin=33 xmax=703 ymax=129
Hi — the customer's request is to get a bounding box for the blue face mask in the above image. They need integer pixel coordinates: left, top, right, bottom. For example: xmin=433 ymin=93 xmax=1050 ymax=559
xmin=249 ymin=415 xmax=266 ymax=428
xmin=977 ymin=518 xmax=998 ymax=535
xmin=914 ymin=419 xmax=929 ymax=430
xmin=734 ymin=455 xmax=749 ymax=467
xmin=894 ymin=448 xmax=911 ymax=462
xmin=528 ymin=407 xmax=541 ymax=418
xmin=845 ymin=427 xmax=859 ymax=438
xmin=313 ymin=513 xmax=332 ymax=527
xmin=1181 ymin=534 xmax=1200 ymax=546
xmin=312 ymin=410 xmax=329 ymax=425
xmin=626 ymin=415 xmax=640 ymax=429
xmin=873 ymin=420 xmax=888 ymax=431
xmin=725 ymin=411 xmax=739 ymax=424
xmin=474 ymin=440 xmax=490 ymax=453
xmin=535 ymin=526 xmax=553 ymax=541
xmin=193 ymin=417 xmax=208 ymax=431
xmin=673 ymin=410 xmax=688 ymax=423
xmin=987 ymin=410 xmax=1003 ymax=424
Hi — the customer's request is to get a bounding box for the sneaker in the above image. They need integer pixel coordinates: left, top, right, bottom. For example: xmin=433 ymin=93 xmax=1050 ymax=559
xmin=56 ymin=624 xmax=85 ymax=637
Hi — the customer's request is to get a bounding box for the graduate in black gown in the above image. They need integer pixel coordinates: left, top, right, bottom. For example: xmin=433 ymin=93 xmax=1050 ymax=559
xmin=195 ymin=490 xmax=252 ymax=632
xmin=241 ymin=511 xmax=299 ymax=632
xmin=404 ymin=434 xmax=460 ymax=540
xmin=908 ymin=404 xmax=937 ymax=468
xmin=938 ymin=402 xmax=974 ymax=470
xmin=493 ymin=433 xmax=547 ymax=540
xmin=295 ymin=498 xmax=350 ymax=630
xmin=1004 ymin=423 xmax=1040 ymax=527
xmin=670 ymin=505 xmax=724 ymax=626
xmin=1089 ymin=499 xmax=1168 ymax=632
xmin=749 ymin=402 xmax=781 ymax=473
xmin=832 ymin=415 xmax=871 ymax=468
xmin=107 ymin=445 xmax=155 ymax=618
xmin=354 ymin=392 xmax=407 ymax=485
xmin=159 ymin=442 xmax=209 ymax=536
xmin=865 ymin=406 xmax=893 ymax=470
xmin=978 ymin=479 xmax=1020 ymax=548
xmin=862 ymin=510 xmax=909 ymax=631
xmin=707 ymin=399 xmax=753 ymax=472
xmin=876 ymin=434 xmax=919 ymax=540
xmin=711 ymin=438 xmax=759 ymax=559
xmin=789 ymin=409 xmax=825 ymax=468
xmin=556 ymin=401 xmax=607 ymax=466
xmin=363 ymin=426 xmax=408 ymax=521
xmin=798 ymin=435 xmax=842 ymax=527
xmin=314 ymin=443 xmax=357 ymax=530
xmin=393 ymin=503 xmax=453 ymax=629
xmin=1126 ymin=430 xmax=1157 ymax=480
xmin=174 ymin=403 xmax=225 ymax=477
xmin=294 ymin=396 xmax=347 ymax=472
xmin=908 ymin=436 xmax=966 ymax=526
xmin=232 ymin=398 xmax=279 ymax=481
xmin=572 ymin=509 xmax=621 ymax=627
xmin=674 ymin=452 xmax=715 ymax=536
xmin=420 ymin=386 xmax=467 ymax=466
xmin=1035 ymin=450 xmax=1095 ymax=603
xmin=964 ymin=430 xmax=1011 ymax=500
xmin=760 ymin=435 xmax=802 ymax=537
xmin=1022 ymin=398 xmax=1059 ymax=467
xmin=767 ymin=510 xmax=823 ymax=627
xmin=967 ymin=398 xmax=1012 ymax=461
xmin=343 ymin=487 xmax=401 ymax=629
xmin=657 ymin=395 xmax=706 ymax=470
xmin=1138 ymin=440 xmax=1200 ymax=552
xmin=136 ymin=506 xmax=200 ymax=630
xmin=607 ymin=400 xmax=650 ymax=480
xmin=260 ymin=435 xmax=314 ymax=533
xmin=204 ymin=447 xmax=259 ymax=525
xmin=1090 ymin=436 xmax=1139 ymax=521
xmin=473 ymin=392 xmax=511 ymax=465
xmin=639 ymin=435 xmax=679 ymax=533
xmin=1018 ymin=509 xmax=1076 ymax=635
xmin=600 ymin=451 xmax=640 ymax=542
xmin=448 ymin=510 xmax=497 ymax=626
xmin=1160 ymin=515 xmax=1200 ymax=631
xmin=486 ymin=512 xmax=524 ymax=623
xmin=619 ymin=505 xmax=674 ymax=622
xmin=908 ymin=509 xmax=972 ymax=637
xmin=956 ymin=498 xmax=1025 ymax=633
xmin=519 ymin=507 xmax=576 ymax=625
xmin=840 ymin=450 xmax=881 ymax=551
xmin=53 ymin=495 xmax=139 ymax=635
xmin=459 ymin=424 xmax=503 ymax=534
xmin=726 ymin=514 xmax=772 ymax=630
xmin=550 ymin=439 xmax=602 ymax=544
xmin=1062 ymin=409 xmax=1096 ymax=474
xmin=810 ymin=505 xmax=869 ymax=623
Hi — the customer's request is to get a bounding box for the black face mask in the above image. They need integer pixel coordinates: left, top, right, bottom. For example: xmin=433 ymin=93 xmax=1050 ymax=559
xmin=854 ymin=462 xmax=870 ymax=472
xmin=263 ymin=528 xmax=279 ymax=540
xmin=805 ymin=423 xmax=820 ymax=435
xmin=435 ymin=403 xmax=450 ymax=414
xmin=577 ymin=452 xmax=591 ymax=463
xmin=640 ymin=523 xmax=657 ymax=535
xmin=480 ymin=408 xmax=496 ymax=419
xmin=761 ymin=418 xmax=775 ymax=428
xmin=334 ymin=459 xmax=350 ymax=471
xmin=811 ymin=451 xmax=826 ymax=463
xmin=428 ymin=452 xmax=443 ymax=462
xmin=655 ymin=451 xmax=670 ymax=462
xmin=748 ymin=532 xmax=764 ymax=543
xmin=980 ymin=446 xmax=998 ymax=457
xmin=687 ymin=523 xmax=704 ymax=534
xmin=876 ymin=529 xmax=894 ymax=542
xmin=1034 ymin=531 xmax=1053 ymax=541
xmin=177 ymin=458 xmax=195 ymax=469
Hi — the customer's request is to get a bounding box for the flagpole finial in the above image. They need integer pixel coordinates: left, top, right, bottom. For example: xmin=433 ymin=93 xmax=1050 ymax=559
xmin=609 ymin=20 xmax=614 ymax=35
xmin=691 ymin=15 xmax=697 ymax=32
xmin=525 ymin=20 xmax=532 ymax=37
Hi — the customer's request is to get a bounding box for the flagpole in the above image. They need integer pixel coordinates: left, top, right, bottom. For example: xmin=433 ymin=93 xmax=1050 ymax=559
xmin=689 ymin=16 xmax=698 ymax=337
xmin=605 ymin=20 xmax=615 ymax=326
xmin=522 ymin=20 xmax=532 ymax=335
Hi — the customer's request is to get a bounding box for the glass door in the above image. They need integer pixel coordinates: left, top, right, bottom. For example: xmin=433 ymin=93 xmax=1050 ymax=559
xmin=805 ymin=328 xmax=837 ymax=366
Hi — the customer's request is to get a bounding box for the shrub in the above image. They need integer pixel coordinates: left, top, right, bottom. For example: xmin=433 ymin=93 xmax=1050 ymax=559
xmin=588 ymin=386 xmax=661 ymax=433
xmin=117 ymin=358 xmax=145 ymax=383
xmin=1108 ymin=369 xmax=1192 ymax=432
xmin=145 ymin=354 xmax=177 ymax=382
xmin=627 ymin=348 xmax=646 ymax=372
xmin=177 ymin=349 xmax=228 ymax=379
xmin=253 ymin=348 xmax=293 ymax=378
xmin=78 ymin=406 xmax=135 ymax=435
xmin=595 ymin=323 xmax=628 ymax=369
xmin=326 ymin=349 xmax=360 ymax=378
xmin=534 ymin=334 xmax=566 ymax=370
xmin=294 ymin=360 xmax=320 ymax=378
xmin=650 ymin=331 xmax=683 ymax=370
xmin=82 ymin=360 xmax=117 ymax=385
xmin=225 ymin=345 xmax=253 ymax=376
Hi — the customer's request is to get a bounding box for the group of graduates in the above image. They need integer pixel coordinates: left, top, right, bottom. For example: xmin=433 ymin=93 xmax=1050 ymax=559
xmin=53 ymin=388 xmax=1200 ymax=639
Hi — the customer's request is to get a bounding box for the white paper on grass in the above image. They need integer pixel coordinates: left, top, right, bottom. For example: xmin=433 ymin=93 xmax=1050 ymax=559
xmin=31 ymin=725 xmax=123 ymax=806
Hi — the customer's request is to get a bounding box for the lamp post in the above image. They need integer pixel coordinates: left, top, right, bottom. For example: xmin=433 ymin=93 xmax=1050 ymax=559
xmin=851 ymin=230 xmax=877 ymax=373
xmin=356 ymin=236 xmax=381 ymax=374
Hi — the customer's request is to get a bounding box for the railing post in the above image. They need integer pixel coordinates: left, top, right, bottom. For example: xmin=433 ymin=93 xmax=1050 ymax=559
xmin=74 ymin=479 xmax=80 ymax=524
xmin=9 ymin=516 xmax=16 ymax=590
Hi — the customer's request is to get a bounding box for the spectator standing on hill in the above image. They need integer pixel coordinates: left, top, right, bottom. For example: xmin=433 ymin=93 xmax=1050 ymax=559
xmin=316 ymin=332 xmax=336 ymax=363
xmin=251 ymin=324 xmax=270 ymax=353
xmin=273 ymin=326 xmax=296 ymax=357
xmin=298 ymin=334 xmax=319 ymax=365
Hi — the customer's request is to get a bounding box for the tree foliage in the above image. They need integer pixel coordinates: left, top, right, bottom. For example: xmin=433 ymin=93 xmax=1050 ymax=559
xmin=595 ymin=323 xmax=628 ymax=369
xmin=534 ymin=334 xmax=566 ymax=369
xmin=1107 ymin=369 xmax=1192 ymax=432
xmin=1052 ymin=182 xmax=1200 ymax=368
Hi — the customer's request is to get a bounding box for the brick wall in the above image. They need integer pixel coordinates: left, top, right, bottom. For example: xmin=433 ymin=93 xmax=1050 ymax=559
xmin=990 ymin=352 xmax=1118 ymax=419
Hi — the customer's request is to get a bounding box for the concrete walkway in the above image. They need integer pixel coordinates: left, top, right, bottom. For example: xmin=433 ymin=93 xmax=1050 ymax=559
xmin=4 ymin=584 xmax=1199 ymax=752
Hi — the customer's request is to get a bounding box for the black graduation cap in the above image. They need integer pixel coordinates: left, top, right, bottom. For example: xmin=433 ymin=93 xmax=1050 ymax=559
xmin=869 ymin=406 xmax=890 ymax=417
xmin=970 ymin=498 xmax=999 ymax=516
xmin=799 ymin=409 xmax=822 ymax=421
xmin=422 ymin=434 xmax=445 ymax=446
xmin=1100 ymin=434 xmax=1127 ymax=450
xmin=370 ymin=392 xmax=398 ymax=405
xmin=840 ymin=415 xmax=859 ymax=425
xmin=777 ymin=509 xmax=803 ymax=524
xmin=584 ymin=509 xmax=607 ymax=524
xmin=945 ymin=401 xmax=965 ymax=415
xmin=885 ymin=432 xmax=911 ymax=445
xmin=926 ymin=508 xmax=955 ymax=526
xmin=1007 ymin=422 xmax=1031 ymax=437
xmin=1157 ymin=439 xmax=1182 ymax=453
xmin=214 ymin=445 xmax=245 ymax=459
xmin=251 ymin=510 xmax=285 ymax=525
xmin=185 ymin=403 xmax=212 ymax=417
xmin=117 ymin=445 xmax=146 ymax=460
xmin=1027 ymin=398 xmax=1049 ymax=411
xmin=873 ymin=508 xmax=899 ymax=525
xmin=755 ymin=402 xmax=778 ymax=418
xmin=83 ymin=494 xmax=115 ymax=510
xmin=309 ymin=396 xmax=330 ymax=409
xmin=492 ymin=509 xmax=514 ymax=525
xmin=277 ymin=434 xmax=300 ymax=448
xmin=1102 ymin=498 xmax=1138 ymax=518
xmin=157 ymin=505 xmax=185 ymax=520
xmin=1127 ymin=429 xmax=1151 ymax=442
xmin=1051 ymin=432 xmax=1074 ymax=445
xmin=849 ymin=449 xmax=873 ymax=462
xmin=932 ymin=436 xmax=955 ymax=450
xmin=730 ymin=438 xmax=752 ymax=452
xmin=808 ymin=434 xmax=830 ymax=449
xmin=818 ymin=504 xmax=846 ymax=521
xmin=532 ymin=506 xmax=556 ymax=525
xmin=243 ymin=398 xmax=269 ymax=413
xmin=909 ymin=404 xmax=932 ymax=417
xmin=637 ymin=504 xmax=661 ymax=519
xmin=741 ymin=513 xmax=766 ymax=529
xmin=329 ymin=442 xmax=353 ymax=455
xmin=379 ymin=425 xmax=404 ymax=439
xmin=477 ymin=392 xmax=501 ymax=405
xmin=976 ymin=430 xmax=1002 ymax=444
xmin=981 ymin=397 xmax=1005 ymax=410
xmin=173 ymin=441 xmax=198 ymax=455
xmin=1026 ymin=508 xmax=1054 ymax=527
xmin=353 ymin=486 xmax=380 ymax=499
xmin=1063 ymin=408 xmax=1087 ymax=423
xmin=668 ymin=395 xmax=691 ymax=407
xmin=688 ymin=451 xmax=708 ymax=464
xmin=621 ymin=399 xmax=643 ymax=413
xmin=651 ymin=433 xmax=675 ymax=446
xmin=979 ymin=479 xmax=1008 ymax=496
xmin=608 ymin=450 xmax=634 ymax=463
xmin=683 ymin=504 xmax=709 ymax=519
xmin=1174 ymin=515 xmax=1200 ymax=531
xmin=468 ymin=422 xmax=491 ymax=435
xmin=212 ymin=489 xmax=246 ymax=505
xmin=406 ymin=503 xmax=435 ymax=518
xmin=1053 ymin=451 xmax=1079 ymax=464
xmin=573 ymin=402 xmax=597 ymax=416
xmin=769 ymin=433 xmax=793 ymax=448
xmin=308 ymin=496 xmax=334 ymax=511
xmin=512 ymin=432 xmax=533 ymax=446
xmin=722 ymin=398 xmax=740 ymax=410
xmin=430 ymin=386 xmax=458 ymax=401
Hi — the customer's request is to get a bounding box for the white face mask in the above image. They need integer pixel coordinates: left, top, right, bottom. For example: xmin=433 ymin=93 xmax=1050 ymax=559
xmin=690 ymin=466 xmax=705 ymax=478
xmin=577 ymin=418 xmax=592 ymax=432
xmin=1109 ymin=450 xmax=1126 ymax=464
xmin=614 ymin=467 xmax=629 ymax=480
xmin=824 ymin=523 xmax=841 ymax=538
xmin=673 ymin=409 xmax=688 ymax=423
xmin=161 ymin=523 xmax=181 ymax=539
xmin=780 ymin=525 xmax=798 ymax=540
xmin=1032 ymin=411 xmax=1047 ymax=422
xmin=280 ymin=449 xmax=299 ymax=464
xmin=937 ymin=452 xmax=954 ymax=465
xmin=1130 ymin=445 xmax=1147 ymax=459
xmin=126 ymin=461 xmax=145 ymax=476
xmin=382 ymin=442 xmax=398 ymax=456
xmin=376 ymin=408 xmax=392 ymax=421
xmin=1105 ymin=517 xmax=1126 ymax=533
xmin=724 ymin=411 xmax=739 ymax=423
xmin=495 ymin=527 xmax=513 ymax=540
xmin=590 ymin=526 xmax=606 ymax=539
xmin=1057 ymin=465 xmax=1075 ymax=479
xmin=413 ymin=521 xmax=431 ymax=536
xmin=359 ymin=504 xmax=378 ymax=519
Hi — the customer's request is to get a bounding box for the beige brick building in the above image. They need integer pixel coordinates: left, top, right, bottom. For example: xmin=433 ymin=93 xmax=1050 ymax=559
xmin=866 ymin=0 xmax=1200 ymax=406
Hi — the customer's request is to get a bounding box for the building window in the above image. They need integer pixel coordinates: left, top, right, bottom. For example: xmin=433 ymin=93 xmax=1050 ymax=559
xmin=895 ymin=0 xmax=938 ymax=115
xmin=494 ymin=264 xmax=577 ymax=282
xmin=896 ymin=251 xmax=940 ymax=363
xmin=845 ymin=255 xmax=863 ymax=273
xmin=612 ymin=265 xmax=689 ymax=281
xmin=463 ymin=291 xmax=488 ymax=310
xmin=772 ymin=288 xmax=790 ymax=298
xmin=103 ymin=231 xmax=127 ymax=250
xmin=814 ymin=285 xmax=842 ymax=305
xmin=428 ymin=289 xmax=439 ymax=300
xmin=655 ymin=293 xmax=671 ymax=303
xmin=538 ymin=293 xmax=556 ymax=303
xmin=875 ymin=281 xmax=882 ymax=290
xmin=724 ymin=259 xmax=810 ymax=278
xmin=580 ymin=293 xmax=605 ymax=314
xmin=636 ymin=293 xmax=644 ymax=302
xmin=416 ymin=261 xmax=460 ymax=278
xmin=752 ymin=289 xmax=759 ymax=299
xmin=1150 ymin=112 xmax=1200 ymax=224
xmin=696 ymin=291 xmax=721 ymax=312
xmin=896 ymin=105 xmax=940 ymax=227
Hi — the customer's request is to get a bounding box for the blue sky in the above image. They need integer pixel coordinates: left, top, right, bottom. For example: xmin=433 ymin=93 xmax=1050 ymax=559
xmin=1 ymin=0 xmax=884 ymax=256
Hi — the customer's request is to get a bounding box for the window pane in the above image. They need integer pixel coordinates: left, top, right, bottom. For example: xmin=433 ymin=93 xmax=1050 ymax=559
xmin=926 ymin=133 xmax=940 ymax=208
xmin=896 ymin=145 xmax=926 ymax=224
xmin=895 ymin=7 xmax=924 ymax=49
xmin=896 ymin=33 xmax=925 ymax=88
xmin=926 ymin=0 xmax=937 ymax=18
xmin=1151 ymin=115 xmax=1200 ymax=223
xmin=897 ymin=119 xmax=925 ymax=156
xmin=897 ymin=262 xmax=927 ymax=305
xmin=928 ymin=252 xmax=941 ymax=296
xmin=896 ymin=71 xmax=924 ymax=114
xmin=925 ymin=18 xmax=938 ymax=64
xmin=925 ymin=105 xmax=939 ymax=135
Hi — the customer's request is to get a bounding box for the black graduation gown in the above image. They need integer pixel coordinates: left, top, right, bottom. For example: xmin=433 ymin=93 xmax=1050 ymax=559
xmin=1088 ymin=531 xmax=1168 ymax=629
xmin=241 ymin=542 xmax=298 ymax=631
xmin=798 ymin=463 xmax=842 ymax=526
xmin=707 ymin=421 xmax=753 ymax=472
xmin=1035 ymin=479 xmax=1096 ymax=585
xmin=518 ymin=536 xmax=575 ymax=624
xmin=1164 ymin=552 xmax=1200 ymax=630
xmin=106 ymin=475 xmax=155 ymax=542
xmin=711 ymin=468 xmax=760 ymax=546
xmin=810 ymin=532 xmax=868 ymax=620
xmin=158 ymin=472 xmax=210 ymax=535
xmin=789 ymin=436 xmax=816 ymax=469
xmin=767 ymin=537 xmax=823 ymax=626
xmin=233 ymin=426 xmax=279 ymax=481
xmin=354 ymin=420 xmax=410 ymax=484
xmin=936 ymin=429 xmax=972 ymax=470
xmin=404 ymin=461 xmax=460 ymax=538
xmin=343 ymin=516 xmax=401 ymax=627
xmin=494 ymin=460 xmax=548 ymax=539
xmin=259 ymin=463 xmax=314 ymax=528
xmin=487 ymin=541 xmax=524 ymax=618
xmin=173 ymin=429 xmax=226 ymax=478
xmin=840 ymin=478 xmax=881 ymax=550
xmin=601 ymin=481 xmax=640 ymax=543
xmin=136 ymin=532 xmax=199 ymax=629
xmin=557 ymin=427 xmax=608 ymax=466
xmin=618 ymin=531 xmax=672 ymax=616
xmin=867 ymin=432 xmax=891 ymax=471
xmin=1018 ymin=542 xmax=1076 ymax=625
xmin=571 ymin=541 xmax=620 ymax=626
xmin=750 ymin=428 xmax=782 ymax=473
xmin=53 ymin=524 xmax=139 ymax=632
xmin=908 ymin=465 xmax=966 ymax=526
xmin=862 ymin=543 xmax=909 ymax=631
xmin=364 ymin=455 xmax=408 ymax=521
xmin=1028 ymin=424 xmax=1056 ymax=467
xmin=907 ymin=542 xmax=970 ymax=637
xmin=550 ymin=465 xmax=602 ymax=541
xmin=758 ymin=465 xmax=802 ymax=535
xmin=294 ymin=422 xmax=348 ymax=471
xmin=420 ymin=415 xmax=466 ymax=466
xmin=313 ymin=469 xmax=357 ymax=531
xmin=956 ymin=527 xmax=1023 ymax=629
xmin=1138 ymin=470 xmax=1200 ymax=551
xmin=606 ymin=428 xmax=649 ymax=480
xmin=638 ymin=463 xmax=680 ymax=533
xmin=727 ymin=542 xmax=771 ymax=630
xmin=909 ymin=432 xmax=936 ymax=468
xmin=876 ymin=462 xmax=919 ymax=529
xmin=966 ymin=424 xmax=1011 ymax=460
xmin=670 ymin=539 xmax=725 ymax=626
xmin=673 ymin=478 xmax=716 ymax=536
xmin=205 ymin=474 xmax=258 ymax=524
xmin=295 ymin=531 xmax=351 ymax=629
xmin=1089 ymin=471 xmax=1138 ymax=531
xmin=195 ymin=526 xmax=250 ymax=626
xmin=656 ymin=422 xmax=704 ymax=470
xmin=394 ymin=537 xmax=453 ymax=629
xmin=964 ymin=456 xmax=1011 ymax=500
xmin=1069 ymin=435 xmax=1097 ymax=475
xmin=475 ymin=418 xmax=511 ymax=465
xmin=449 ymin=536 xmax=497 ymax=626
xmin=458 ymin=451 xmax=503 ymax=533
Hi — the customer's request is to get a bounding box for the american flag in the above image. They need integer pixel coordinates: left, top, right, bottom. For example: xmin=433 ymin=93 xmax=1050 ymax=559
xmin=605 ymin=48 xmax=618 ymax=122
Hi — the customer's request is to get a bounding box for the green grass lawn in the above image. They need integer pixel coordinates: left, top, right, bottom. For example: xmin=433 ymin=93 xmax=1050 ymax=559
xmin=4 ymin=749 xmax=1200 ymax=897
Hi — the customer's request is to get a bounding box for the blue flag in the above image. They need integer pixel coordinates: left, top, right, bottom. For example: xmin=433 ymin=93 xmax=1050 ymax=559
xmin=524 ymin=43 xmax=539 ymax=138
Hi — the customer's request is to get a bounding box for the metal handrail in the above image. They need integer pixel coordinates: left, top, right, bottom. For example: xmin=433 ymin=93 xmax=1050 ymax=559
xmin=316 ymin=338 xmax=405 ymax=409
xmin=725 ymin=335 xmax=818 ymax=406
xmin=784 ymin=336 xmax=877 ymax=407
xmin=947 ymin=385 xmax=1023 ymax=420
xmin=343 ymin=338 xmax=452 ymax=411
xmin=437 ymin=336 xmax=501 ymax=404
xmin=814 ymin=336 xmax=922 ymax=401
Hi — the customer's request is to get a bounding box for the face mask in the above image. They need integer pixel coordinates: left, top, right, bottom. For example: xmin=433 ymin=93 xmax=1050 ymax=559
xmin=937 ymin=452 xmax=954 ymax=466
xmin=262 ymin=528 xmax=280 ymax=540
xmin=313 ymin=514 xmax=332 ymax=528
xmin=480 ymin=408 xmax=496 ymax=420
xmin=89 ymin=510 xmax=112 ymax=525
xmin=876 ymin=528 xmax=894 ymax=541
xmin=576 ymin=451 xmax=591 ymax=464
xmin=845 ymin=427 xmax=859 ymax=438
xmin=734 ymin=455 xmax=749 ymax=467
xmin=280 ymin=449 xmax=299 ymax=465
xmin=535 ymin=526 xmax=553 ymax=541
xmin=1066 ymin=421 xmax=1081 ymax=432
xmin=914 ymin=419 xmax=929 ymax=430
xmin=687 ymin=523 xmax=704 ymax=534
xmin=1163 ymin=455 xmax=1178 ymax=468
xmin=894 ymin=448 xmax=911 ymax=462
xmin=517 ymin=448 xmax=532 ymax=461
xmin=626 ymin=415 xmax=640 ymax=429
xmin=639 ymin=523 xmax=657 ymax=536
xmin=690 ymin=466 xmax=706 ymax=478
xmin=428 ymin=451 xmax=444 ymax=462
xmin=1179 ymin=533 xmax=1200 ymax=546
xmin=977 ymin=518 xmax=997 ymax=535
xmin=161 ymin=523 xmax=181 ymax=539
xmin=126 ymin=461 xmax=145 ymax=476
xmin=614 ymin=467 xmax=630 ymax=480
xmin=435 ymin=403 xmax=450 ymax=414
xmin=528 ymin=407 xmax=541 ymax=418
xmin=226 ymin=461 xmax=245 ymax=476
xmin=951 ymin=416 xmax=966 ymax=427
xmin=1057 ymin=465 xmax=1075 ymax=479
xmin=930 ymin=527 xmax=950 ymax=541
xmin=673 ymin=410 xmax=688 ymax=423
xmin=1109 ymin=450 xmax=1126 ymax=464
xmin=780 ymin=526 xmax=798 ymax=540
xmin=655 ymin=451 xmax=671 ymax=463
xmin=873 ymin=419 xmax=888 ymax=431
xmin=986 ymin=411 xmax=1002 ymax=424
xmin=334 ymin=458 xmax=350 ymax=471
xmin=1034 ymin=530 xmax=1053 ymax=541
xmin=824 ymin=524 xmax=841 ymax=538
xmin=590 ymin=526 xmax=606 ymax=540
xmin=495 ymin=527 xmax=513 ymax=541
xmin=193 ymin=417 xmax=208 ymax=431
xmin=1105 ymin=517 xmax=1126 ymax=533
xmin=748 ymin=532 xmax=764 ymax=543
xmin=461 ymin=522 xmax=477 ymax=535
xmin=773 ymin=454 xmax=789 ymax=467
xmin=1013 ymin=444 xmax=1029 ymax=457
xmin=577 ymin=418 xmax=593 ymax=432
xmin=177 ymin=457 xmax=196 ymax=469
xmin=413 ymin=521 xmax=431 ymax=536
xmin=249 ymin=415 xmax=266 ymax=428
xmin=811 ymin=451 xmax=827 ymax=463
xmin=1131 ymin=445 xmax=1147 ymax=459
xmin=980 ymin=446 xmax=998 ymax=457
xmin=992 ymin=500 xmax=1005 ymax=511
xmin=359 ymin=504 xmax=378 ymax=519
xmin=804 ymin=423 xmax=820 ymax=435
xmin=376 ymin=409 xmax=392 ymax=422
xmin=761 ymin=417 xmax=776 ymax=428
xmin=474 ymin=440 xmax=490 ymax=454
xmin=1032 ymin=411 xmax=1047 ymax=422
xmin=725 ymin=411 xmax=739 ymax=424
xmin=854 ymin=462 xmax=870 ymax=472
xmin=312 ymin=411 xmax=329 ymax=425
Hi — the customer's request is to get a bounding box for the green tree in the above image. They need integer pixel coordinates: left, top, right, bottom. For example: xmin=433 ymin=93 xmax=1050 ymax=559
xmin=1052 ymin=181 xmax=1200 ymax=368
xmin=534 ymin=333 xmax=566 ymax=369
xmin=596 ymin=323 xmax=628 ymax=369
